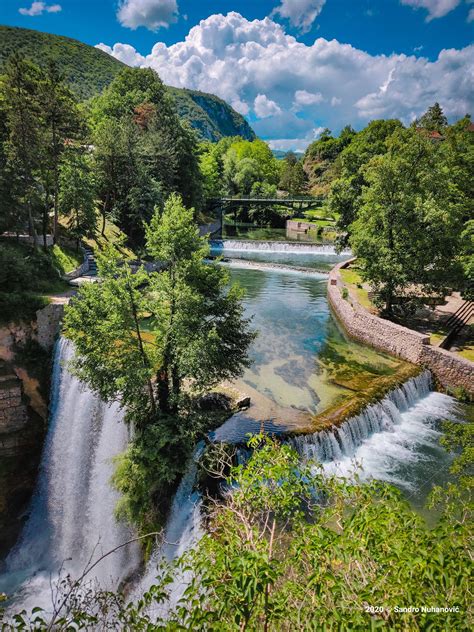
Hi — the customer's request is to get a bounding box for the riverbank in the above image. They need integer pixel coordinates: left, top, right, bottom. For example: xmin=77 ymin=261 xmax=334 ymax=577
xmin=328 ymin=260 xmax=474 ymax=398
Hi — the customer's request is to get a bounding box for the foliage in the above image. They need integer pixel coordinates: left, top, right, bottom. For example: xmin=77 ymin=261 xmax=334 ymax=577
xmin=0 ymin=25 xmax=257 ymax=143
xmin=113 ymin=414 xmax=197 ymax=538
xmin=90 ymin=67 xmax=202 ymax=245
xmin=6 ymin=435 xmax=472 ymax=630
xmin=0 ymin=240 xmax=66 ymax=322
xmin=0 ymin=25 xmax=125 ymax=101
xmin=326 ymin=119 xmax=403 ymax=237
xmin=59 ymin=151 xmax=97 ymax=247
xmin=418 ymin=102 xmax=448 ymax=133
xmin=64 ymin=195 xmax=255 ymax=529
xmin=350 ymin=127 xmax=467 ymax=314
xmin=199 ymin=137 xmax=281 ymax=201
xmin=278 ymin=151 xmax=307 ymax=195
xmin=303 ymin=125 xmax=356 ymax=195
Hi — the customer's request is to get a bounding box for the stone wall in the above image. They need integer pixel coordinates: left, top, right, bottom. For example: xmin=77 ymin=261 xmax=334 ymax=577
xmin=0 ymin=373 xmax=29 ymax=434
xmin=36 ymin=303 xmax=64 ymax=351
xmin=328 ymin=260 xmax=474 ymax=396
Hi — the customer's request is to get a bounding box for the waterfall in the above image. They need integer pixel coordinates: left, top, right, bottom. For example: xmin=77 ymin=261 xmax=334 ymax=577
xmin=210 ymin=239 xmax=350 ymax=255
xmin=1 ymin=338 xmax=140 ymax=612
xmin=291 ymin=371 xmax=458 ymax=494
xmin=132 ymin=443 xmax=204 ymax=617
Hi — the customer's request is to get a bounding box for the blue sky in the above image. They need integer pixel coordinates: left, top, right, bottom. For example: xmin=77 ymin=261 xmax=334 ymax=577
xmin=2 ymin=1 xmax=473 ymax=149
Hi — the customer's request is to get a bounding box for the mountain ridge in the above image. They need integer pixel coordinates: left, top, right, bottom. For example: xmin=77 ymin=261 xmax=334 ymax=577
xmin=0 ymin=25 xmax=255 ymax=142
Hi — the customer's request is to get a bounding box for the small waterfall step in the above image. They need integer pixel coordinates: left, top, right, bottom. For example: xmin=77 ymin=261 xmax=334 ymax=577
xmin=210 ymin=238 xmax=350 ymax=255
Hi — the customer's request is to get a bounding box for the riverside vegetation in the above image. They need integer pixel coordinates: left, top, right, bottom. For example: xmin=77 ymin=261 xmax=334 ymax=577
xmin=0 ymin=38 xmax=473 ymax=630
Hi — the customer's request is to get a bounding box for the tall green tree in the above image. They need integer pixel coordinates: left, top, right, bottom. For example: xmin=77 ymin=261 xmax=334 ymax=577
xmin=327 ymin=119 xmax=403 ymax=244
xmin=59 ymin=150 xmax=96 ymax=249
xmin=90 ymin=67 xmax=202 ymax=240
xmin=350 ymin=128 xmax=465 ymax=314
xmin=279 ymin=151 xmax=307 ymax=195
xmin=2 ymin=55 xmax=43 ymax=244
xmin=64 ymin=193 xmax=255 ymax=417
xmin=40 ymin=60 xmax=83 ymax=243
xmin=418 ymin=102 xmax=448 ymax=132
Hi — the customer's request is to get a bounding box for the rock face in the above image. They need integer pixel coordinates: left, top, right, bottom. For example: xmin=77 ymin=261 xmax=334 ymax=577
xmin=0 ymin=361 xmax=44 ymax=558
xmin=0 ymin=313 xmax=54 ymax=560
xmin=169 ymin=88 xmax=256 ymax=142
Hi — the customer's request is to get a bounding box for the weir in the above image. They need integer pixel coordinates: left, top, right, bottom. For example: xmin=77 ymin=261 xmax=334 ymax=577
xmin=291 ymin=371 xmax=458 ymax=495
xmin=210 ymin=239 xmax=350 ymax=255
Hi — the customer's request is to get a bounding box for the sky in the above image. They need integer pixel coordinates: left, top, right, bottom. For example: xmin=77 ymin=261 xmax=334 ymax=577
xmin=2 ymin=0 xmax=473 ymax=150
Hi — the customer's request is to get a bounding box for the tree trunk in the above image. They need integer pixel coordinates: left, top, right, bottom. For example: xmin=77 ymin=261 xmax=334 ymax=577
xmin=101 ymin=201 xmax=107 ymax=237
xmin=27 ymin=203 xmax=38 ymax=248
xmin=157 ymin=368 xmax=170 ymax=414
xmin=127 ymin=279 xmax=157 ymax=416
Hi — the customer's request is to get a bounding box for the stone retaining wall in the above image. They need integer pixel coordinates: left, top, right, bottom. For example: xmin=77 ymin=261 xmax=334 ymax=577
xmin=328 ymin=260 xmax=474 ymax=396
xmin=36 ymin=303 xmax=64 ymax=351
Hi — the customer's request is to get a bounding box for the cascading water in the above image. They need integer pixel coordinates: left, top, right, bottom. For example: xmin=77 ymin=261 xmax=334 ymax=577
xmin=0 ymin=338 xmax=140 ymax=612
xmin=291 ymin=371 xmax=460 ymax=501
xmin=133 ymin=443 xmax=205 ymax=617
xmin=210 ymin=239 xmax=351 ymax=255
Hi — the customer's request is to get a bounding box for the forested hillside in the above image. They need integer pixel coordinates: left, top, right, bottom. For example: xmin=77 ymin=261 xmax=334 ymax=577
xmin=0 ymin=25 xmax=255 ymax=141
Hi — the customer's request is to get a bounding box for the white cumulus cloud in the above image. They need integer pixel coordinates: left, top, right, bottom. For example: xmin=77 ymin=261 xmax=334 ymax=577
xmin=271 ymin=0 xmax=326 ymax=33
xmin=294 ymin=89 xmax=324 ymax=106
xmin=96 ymin=12 xmax=474 ymax=148
xmin=19 ymin=2 xmax=62 ymax=16
xmin=117 ymin=0 xmax=179 ymax=31
xmin=400 ymin=0 xmax=461 ymax=21
xmin=254 ymin=94 xmax=282 ymax=118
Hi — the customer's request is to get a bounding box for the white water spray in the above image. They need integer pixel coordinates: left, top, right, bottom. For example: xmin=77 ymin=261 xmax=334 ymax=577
xmin=210 ymin=239 xmax=350 ymax=255
xmin=291 ymin=371 xmax=459 ymax=495
xmin=1 ymin=338 xmax=140 ymax=611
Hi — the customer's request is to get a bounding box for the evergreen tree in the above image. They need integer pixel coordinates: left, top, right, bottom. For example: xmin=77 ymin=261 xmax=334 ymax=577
xmin=2 ymin=55 xmax=43 ymax=244
xmin=418 ymin=102 xmax=448 ymax=132
xmin=40 ymin=60 xmax=83 ymax=243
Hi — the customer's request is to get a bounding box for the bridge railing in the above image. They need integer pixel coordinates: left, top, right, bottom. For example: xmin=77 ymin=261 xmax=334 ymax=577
xmin=209 ymin=195 xmax=325 ymax=203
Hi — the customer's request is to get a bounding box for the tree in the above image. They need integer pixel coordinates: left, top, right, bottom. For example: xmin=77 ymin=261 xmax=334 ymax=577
xmin=279 ymin=152 xmax=307 ymax=195
xmin=418 ymin=102 xmax=448 ymax=132
xmin=39 ymin=59 xmax=83 ymax=244
xmin=350 ymin=128 xmax=465 ymax=315
xmin=90 ymin=67 xmax=202 ymax=240
xmin=327 ymin=119 xmax=403 ymax=242
xmin=59 ymin=151 xmax=97 ymax=249
xmin=64 ymin=194 xmax=256 ymax=414
xmin=2 ymin=55 xmax=43 ymax=244
xmin=63 ymin=194 xmax=255 ymax=531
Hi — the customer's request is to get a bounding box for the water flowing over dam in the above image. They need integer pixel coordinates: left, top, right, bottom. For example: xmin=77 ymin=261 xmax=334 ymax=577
xmin=210 ymin=239 xmax=350 ymax=255
xmin=291 ymin=371 xmax=459 ymax=502
xmin=0 ymin=338 xmax=140 ymax=612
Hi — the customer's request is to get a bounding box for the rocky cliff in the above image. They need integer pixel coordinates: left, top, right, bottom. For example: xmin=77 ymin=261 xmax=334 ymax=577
xmin=0 ymin=321 xmax=51 ymax=559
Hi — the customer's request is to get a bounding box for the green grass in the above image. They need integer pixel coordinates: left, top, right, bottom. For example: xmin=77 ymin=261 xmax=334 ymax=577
xmin=50 ymin=244 xmax=83 ymax=274
xmin=0 ymin=239 xmax=70 ymax=323
xmin=340 ymin=266 xmax=374 ymax=311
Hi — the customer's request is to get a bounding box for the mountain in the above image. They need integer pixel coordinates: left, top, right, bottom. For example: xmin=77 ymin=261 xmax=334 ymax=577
xmin=0 ymin=25 xmax=255 ymax=142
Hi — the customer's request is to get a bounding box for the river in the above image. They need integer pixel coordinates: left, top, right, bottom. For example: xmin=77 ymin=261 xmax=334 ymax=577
xmin=0 ymin=243 xmax=469 ymax=619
